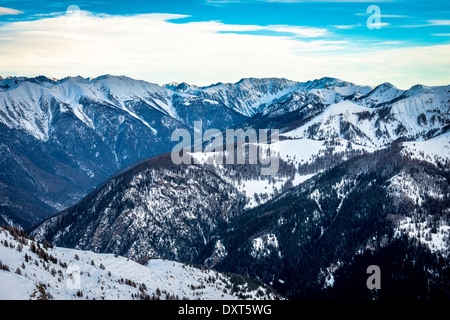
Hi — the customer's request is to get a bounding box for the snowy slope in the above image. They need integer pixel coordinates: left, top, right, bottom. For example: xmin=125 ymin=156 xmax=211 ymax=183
xmin=189 ymin=78 xmax=302 ymax=117
xmin=0 ymin=75 xmax=175 ymax=141
xmin=401 ymin=131 xmax=450 ymax=166
xmin=0 ymin=226 xmax=277 ymax=300
xmin=2 ymin=74 xmax=449 ymax=235
xmin=189 ymin=136 xmax=372 ymax=208
xmin=355 ymin=82 xmax=404 ymax=107
xmin=283 ymin=84 xmax=450 ymax=148
xmin=282 ymin=101 xmax=380 ymax=146
xmin=306 ymin=78 xmax=373 ymax=105
xmin=0 ymin=75 xmax=246 ymax=228
xmin=198 ymin=143 xmax=450 ymax=298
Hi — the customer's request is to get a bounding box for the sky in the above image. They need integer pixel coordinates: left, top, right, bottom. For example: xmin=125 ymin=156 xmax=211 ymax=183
xmin=0 ymin=0 xmax=449 ymax=89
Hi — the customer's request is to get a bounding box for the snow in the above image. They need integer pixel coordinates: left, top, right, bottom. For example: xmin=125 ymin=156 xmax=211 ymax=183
xmin=0 ymin=75 xmax=174 ymax=141
xmin=321 ymin=262 xmax=342 ymax=289
xmin=0 ymin=228 xmax=276 ymax=300
xmin=276 ymin=137 xmax=372 ymax=169
xmin=204 ymin=240 xmax=228 ymax=267
xmin=394 ymin=217 xmax=450 ymax=256
xmin=250 ymin=233 xmax=281 ymax=259
xmin=276 ymin=138 xmax=324 ymax=164
xmin=187 ymin=138 xmax=325 ymax=209
xmin=1 ymin=76 xmax=447 ymax=150
xmin=188 ymin=136 xmax=367 ymax=209
xmin=402 ymin=132 xmax=450 ymax=166
xmin=0 ymin=271 xmax=35 ymax=300
xmin=292 ymin=173 xmax=316 ymax=186
xmin=236 ymin=178 xmax=286 ymax=209
xmin=282 ymin=85 xmax=450 ymax=149
xmin=309 ymin=189 xmax=323 ymax=212
xmin=387 ymin=170 xmax=444 ymax=206
xmin=198 ymin=78 xmax=301 ymax=117
xmin=325 ymin=273 xmax=335 ymax=288
xmin=72 ymin=103 xmax=94 ymax=129
xmin=282 ymin=101 xmax=374 ymax=145
xmin=358 ymin=82 xmax=404 ymax=107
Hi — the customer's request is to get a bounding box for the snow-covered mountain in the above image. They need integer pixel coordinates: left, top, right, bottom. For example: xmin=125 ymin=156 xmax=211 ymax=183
xmin=282 ymin=84 xmax=450 ymax=148
xmin=164 ymin=78 xmax=301 ymax=117
xmin=31 ymin=154 xmax=248 ymax=262
xmin=2 ymin=74 xmax=449 ymax=300
xmin=0 ymin=75 xmax=246 ymax=228
xmin=1 ymin=75 xmax=447 ymax=229
xmin=31 ymin=128 xmax=450 ymax=299
xmin=355 ymin=82 xmax=404 ymax=107
xmin=0 ymin=225 xmax=277 ymax=300
xmin=196 ymin=141 xmax=450 ymax=299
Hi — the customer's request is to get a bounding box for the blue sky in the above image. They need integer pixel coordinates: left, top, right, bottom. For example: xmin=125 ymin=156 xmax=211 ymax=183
xmin=0 ymin=0 xmax=449 ymax=88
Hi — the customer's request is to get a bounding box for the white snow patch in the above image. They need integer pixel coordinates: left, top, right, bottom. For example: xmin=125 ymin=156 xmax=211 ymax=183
xmin=250 ymin=233 xmax=281 ymax=259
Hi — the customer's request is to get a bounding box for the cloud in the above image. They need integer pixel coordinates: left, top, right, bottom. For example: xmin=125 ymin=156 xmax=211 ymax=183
xmin=0 ymin=11 xmax=448 ymax=89
xmin=204 ymin=0 xmax=242 ymax=5
xmin=399 ymin=20 xmax=450 ymax=28
xmin=333 ymin=22 xmax=391 ymax=30
xmin=372 ymin=22 xmax=391 ymax=28
xmin=205 ymin=0 xmax=396 ymax=3
xmin=427 ymin=20 xmax=450 ymax=26
xmin=267 ymin=25 xmax=329 ymax=37
xmin=355 ymin=13 xmax=408 ymax=18
xmin=380 ymin=15 xmax=409 ymax=18
xmin=334 ymin=24 xmax=362 ymax=30
xmin=0 ymin=7 xmax=24 ymax=15
xmin=259 ymin=0 xmax=395 ymax=2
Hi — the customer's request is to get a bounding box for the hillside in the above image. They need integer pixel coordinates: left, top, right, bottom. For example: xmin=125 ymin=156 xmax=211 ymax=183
xmin=0 ymin=225 xmax=277 ymax=300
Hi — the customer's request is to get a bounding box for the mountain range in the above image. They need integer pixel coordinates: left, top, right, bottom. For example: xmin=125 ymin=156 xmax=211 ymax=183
xmin=1 ymin=74 xmax=449 ymax=299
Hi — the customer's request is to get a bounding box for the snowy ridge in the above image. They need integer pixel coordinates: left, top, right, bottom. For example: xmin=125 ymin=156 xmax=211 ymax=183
xmin=401 ymin=131 xmax=450 ymax=166
xmin=0 ymin=226 xmax=277 ymax=300
xmin=283 ymin=84 xmax=450 ymax=148
xmin=2 ymin=75 xmax=447 ymax=146
xmin=0 ymin=75 xmax=175 ymax=141
xmin=188 ymin=135 xmax=373 ymax=209
xmin=191 ymin=78 xmax=303 ymax=117
xmin=356 ymin=82 xmax=404 ymax=107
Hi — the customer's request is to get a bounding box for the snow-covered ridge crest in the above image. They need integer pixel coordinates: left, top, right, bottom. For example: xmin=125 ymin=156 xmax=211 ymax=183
xmin=0 ymin=75 xmax=179 ymax=141
xmin=2 ymin=74 xmax=447 ymax=142
xmin=283 ymin=85 xmax=450 ymax=148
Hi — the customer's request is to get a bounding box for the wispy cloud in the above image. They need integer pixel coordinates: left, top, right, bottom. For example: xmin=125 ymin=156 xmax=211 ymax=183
xmin=260 ymin=0 xmax=395 ymax=2
xmin=259 ymin=0 xmax=396 ymax=2
xmin=267 ymin=25 xmax=329 ymax=37
xmin=427 ymin=20 xmax=450 ymax=26
xmin=0 ymin=7 xmax=24 ymax=16
xmin=0 ymin=11 xmax=448 ymax=89
xmin=399 ymin=20 xmax=450 ymax=28
xmin=355 ymin=13 xmax=408 ymax=18
xmin=205 ymin=0 xmax=396 ymax=4
xmin=334 ymin=22 xmax=392 ymax=30
xmin=204 ymin=0 xmax=242 ymax=6
xmin=334 ymin=23 xmax=363 ymax=30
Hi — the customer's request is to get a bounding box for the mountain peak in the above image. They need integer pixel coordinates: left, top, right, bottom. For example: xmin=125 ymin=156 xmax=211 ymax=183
xmin=304 ymin=77 xmax=348 ymax=90
xmin=376 ymin=82 xmax=396 ymax=89
xmin=163 ymin=81 xmax=198 ymax=93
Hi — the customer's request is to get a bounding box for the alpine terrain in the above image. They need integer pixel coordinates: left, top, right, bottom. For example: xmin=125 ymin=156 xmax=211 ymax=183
xmin=1 ymin=75 xmax=449 ymax=299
